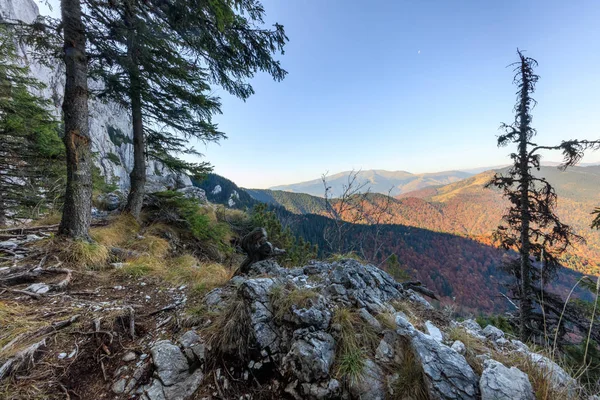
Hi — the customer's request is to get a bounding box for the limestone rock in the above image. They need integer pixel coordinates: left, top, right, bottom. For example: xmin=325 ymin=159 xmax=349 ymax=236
xmin=282 ymin=330 xmax=335 ymax=382
xmin=480 ymin=359 xmax=534 ymax=400
xmin=150 ymin=341 xmax=189 ymax=386
xmin=410 ymin=330 xmax=479 ymax=400
xmin=482 ymin=325 xmax=504 ymax=341
xmin=451 ymin=340 xmax=467 ymax=355
xmin=348 ymin=359 xmax=385 ymax=400
xmin=425 ymin=320 xmax=443 ymax=342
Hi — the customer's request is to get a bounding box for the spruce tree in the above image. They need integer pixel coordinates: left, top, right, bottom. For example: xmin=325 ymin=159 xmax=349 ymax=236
xmin=487 ymin=50 xmax=600 ymax=341
xmin=0 ymin=25 xmax=63 ymax=225
xmin=58 ymin=0 xmax=94 ymax=239
xmin=82 ymin=0 xmax=288 ymax=218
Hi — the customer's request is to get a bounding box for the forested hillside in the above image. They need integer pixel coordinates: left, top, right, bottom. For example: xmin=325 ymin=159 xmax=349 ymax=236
xmin=251 ymin=166 xmax=600 ymax=276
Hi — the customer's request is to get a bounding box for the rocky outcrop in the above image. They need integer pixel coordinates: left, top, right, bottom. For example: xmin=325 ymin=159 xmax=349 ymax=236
xmin=0 ymin=0 xmax=195 ymax=194
xmin=479 ymin=359 xmax=534 ymax=400
xmin=105 ymin=258 xmax=581 ymax=399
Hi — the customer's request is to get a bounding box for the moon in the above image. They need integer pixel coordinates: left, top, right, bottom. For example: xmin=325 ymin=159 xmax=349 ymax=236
xmin=418 ymin=50 xmax=421 ymax=54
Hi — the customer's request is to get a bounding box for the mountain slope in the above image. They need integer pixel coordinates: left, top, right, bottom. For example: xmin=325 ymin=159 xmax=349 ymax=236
xmin=252 ymin=166 xmax=600 ymax=276
xmin=270 ymin=169 xmax=473 ymax=197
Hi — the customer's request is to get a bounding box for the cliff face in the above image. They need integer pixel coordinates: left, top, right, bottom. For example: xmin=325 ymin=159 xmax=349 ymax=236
xmin=0 ymin=0 xmax=192 ymax=192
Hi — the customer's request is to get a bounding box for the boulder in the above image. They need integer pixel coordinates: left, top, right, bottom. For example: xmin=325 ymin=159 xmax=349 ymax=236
xmin=150 ymin=341 xmax=189 ymax=386
xmin=409 ymin=330 xmax=479 ymax=400
xmin=282 ymin=330 xmax=335 ymax=382
xmin=482 ymin=325 xmax=504 ymax=341
xmin=480 ymin=359 xmax=534 ymax=400
xmin=348 ymin=359 xmax=385 ymax=400
xmin=176 ymin=186 xmax=207 ymax=203
xmin=425 ymin=320 xmax=443 ymax=342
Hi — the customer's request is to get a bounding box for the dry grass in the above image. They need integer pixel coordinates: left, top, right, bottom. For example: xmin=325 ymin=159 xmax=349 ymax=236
xmin=0 ymin=301 xmax=45 ymax=358
xmin=327 ymin=252 xmax=365 ymax=263
xmin=31 ymin=211 xmax=62 ymax=227
xmin=447 ymin=326 xmax=489 ymax=375
xmin=392 ymin=338 xmax=429 ymax=400
xmin=129 ymin=235 xmax=170 ymax=258
xmin=164 ymin=255 xmax=232 ymax=296
xmin=448 ymin=326 xmax=577 ymax=400
xmin=59 ymin=239 xmax=110 ymax=269
xmin=376 ymin=312 xmax=398 ymax=330
xmin=90 ymin=214 xmax=139 ymax=247
xmin=270 ymin=285 xmax=320 ymax=322
xmin=204 ymin=293 xmax=252 ymax=361
xmin=331 ymin=307 xmax=379 ymax=384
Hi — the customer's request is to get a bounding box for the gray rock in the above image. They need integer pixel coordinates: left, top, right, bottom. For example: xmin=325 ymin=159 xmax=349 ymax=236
xmin=282 ymin=331 xmax=335 ymax=382
xmin=0 ymin=241 xmax=17 ymax=250
xmin=143 ymin=379 xmax=166 ymax=400
xmin=375 ymin=339 xmax=394 ymax=362
xmin=122 ymin=351 xmax=137 ymax=362
xmin=176 ymin=186 xmax=207 ymax=203
xmin=150 ymin=340 xmax=189 ymax=386
xmin=178 ymin=330 xmax=201 ymax=348
xmin=410 ymin=330 xmax=479 ymax=400
xmin=451 ymin=340 xmax=467 ymax=355
xmin=480 ymin=359 xmax=534 ymax=400
xmin=348 ymin=359 xmax=385 ymax=400
xmin=300 ymin=379 xmax=341 ymax=400
xmin=289 ymin=295 xmax=331 ymax=330
xmin=25 ymin=283 xmax=50 ymax=294
xmin=190 ymin=343 xmax=206 ymax=362
xmin=528 ymin=353 xmax=577 ymax=393
xmin=112 ymin=378 xmax=128 ymax=394
xmin=358 ymin=308 xmax=383 ymax=333
xmin=97 ymin=191 xmax=123 ymax=211
xmin=425 ymin=320 xmax=443 ymax=342
xmin=163 ymin=369 xmax=204 ymax=400
xmin=482 ymin=325 xmax=504 ymax=341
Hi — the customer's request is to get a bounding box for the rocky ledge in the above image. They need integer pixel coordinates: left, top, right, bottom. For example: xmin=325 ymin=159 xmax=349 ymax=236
xmin=113 ymin=259 xmax=584 ymax=399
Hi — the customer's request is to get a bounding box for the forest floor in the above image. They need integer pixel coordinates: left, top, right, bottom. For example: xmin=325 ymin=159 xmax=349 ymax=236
xmin=0 ymin=218 xmax=232 ymax=399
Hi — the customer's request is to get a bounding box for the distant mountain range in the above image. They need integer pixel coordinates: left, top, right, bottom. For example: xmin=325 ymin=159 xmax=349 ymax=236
xmin=270 ymin=163 xmax=600 ymax=197
xmin=270 ymin=169 xmax=473 ymax=197
xmin=193 ymin=166 xmax=599 ymax=313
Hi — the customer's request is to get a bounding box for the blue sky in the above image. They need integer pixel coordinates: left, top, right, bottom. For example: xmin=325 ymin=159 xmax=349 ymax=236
xmin=35 ymin=0 xmax=600 ymax=188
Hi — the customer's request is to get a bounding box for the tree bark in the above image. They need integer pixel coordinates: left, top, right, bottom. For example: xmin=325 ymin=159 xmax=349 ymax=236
xmin=123 ymin=2 xmax=146 ymax=219
xmin=518 ymin=56 xmax=533 ymax=342
xmin=58 ymin=0 xmax=93 ymax=240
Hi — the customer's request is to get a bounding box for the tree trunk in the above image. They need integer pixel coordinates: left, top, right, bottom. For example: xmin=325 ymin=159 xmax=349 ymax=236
xmin=518 ymin=56 xmax=533 ymax=342
xmin=58 ymin=0 xmax=92 ymax=240
xmin=123 ymin=5 xmax=146 ymax=219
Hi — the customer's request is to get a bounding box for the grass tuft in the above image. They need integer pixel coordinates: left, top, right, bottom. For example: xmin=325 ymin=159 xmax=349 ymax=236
xmin=331 ymin=307 xmax=379 ymax=384
xmin=393 ymin=338 xmax=429 ymax=400
xmin=270 ymin=285 xmax=319 ymax=322
xmin=204 ymin=293 xmax=252 ymax=361
xmin=61 ymin=239 xmax=110 ymax=269
xmin=90 ymin=214 xmax=139 ymax=247
xmin=328 ymin=252 xmax=365 ymax=263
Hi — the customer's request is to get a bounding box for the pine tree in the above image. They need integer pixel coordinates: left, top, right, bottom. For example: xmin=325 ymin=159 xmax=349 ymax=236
xmin=82 ymin=0 xmax=288 ymax=218
xmin=58 ymin=0 xmax=94 ymax=239
xmin=0 ymin=25 xmax=63 ymax=225
xmin=487 ymin=50 xmax=600 ymax=341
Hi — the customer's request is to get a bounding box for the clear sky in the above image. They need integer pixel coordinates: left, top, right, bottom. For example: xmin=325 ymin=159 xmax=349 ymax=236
xmin=35 ymin=0 xmax=600 ymax=188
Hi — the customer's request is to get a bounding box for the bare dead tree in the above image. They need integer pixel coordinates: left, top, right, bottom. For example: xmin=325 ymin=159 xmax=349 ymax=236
xmin=322 ymin=170 xmax=369 ymax=254
xmin=359 ymin=188 xmax=394 ymax=264
xmin=321 ymin=170 xmax=394 ymax=261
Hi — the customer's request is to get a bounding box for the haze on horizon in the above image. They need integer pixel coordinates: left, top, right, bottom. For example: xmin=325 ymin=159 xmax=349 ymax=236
xmin=35 ymin=0 xmax=600 ymax=189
